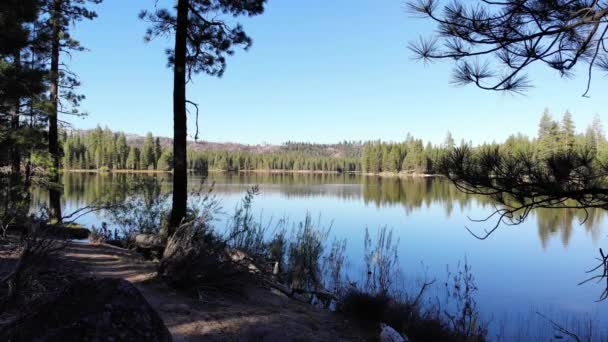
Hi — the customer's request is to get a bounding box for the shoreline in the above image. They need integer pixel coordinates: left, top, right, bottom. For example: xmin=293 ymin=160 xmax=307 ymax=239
xmin=61 ymin=168 xmax=441 ymax=178
xmin=361 ymin=171 xmax=441 ymax=178
xmin=63 ymin=169 xmax=173 ymax=174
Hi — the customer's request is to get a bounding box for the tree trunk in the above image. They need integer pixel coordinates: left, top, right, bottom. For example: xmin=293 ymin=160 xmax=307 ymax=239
xmin=11 ymin=51 xmax=21 ymax=176
xmin=167 ymin=0 xmax=189 ymax=236
xmin=48 ymin=0 xmax=62 ymax=222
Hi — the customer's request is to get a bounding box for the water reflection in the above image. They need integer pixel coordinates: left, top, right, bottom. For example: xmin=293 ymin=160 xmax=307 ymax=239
xmin=26 ymin=171 xmax=608 ymax=337
xmin=536 ymin=207 xmax=605 ymax=248
xmin=31 ymin=171 xmax=606 ymax=249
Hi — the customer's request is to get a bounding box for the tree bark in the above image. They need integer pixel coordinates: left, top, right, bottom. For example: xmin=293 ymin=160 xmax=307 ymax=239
xmin=48 ymin=0 xmax=62 ymax=222
xmin=10 ymin=51 xmax=21 ymax=176
xmin=167 ymin=0 xmax=189 ymax=235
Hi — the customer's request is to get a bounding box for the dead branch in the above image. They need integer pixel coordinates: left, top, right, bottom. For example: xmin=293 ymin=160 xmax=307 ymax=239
xmin=536 ymin=311 xmax=582 ymax=342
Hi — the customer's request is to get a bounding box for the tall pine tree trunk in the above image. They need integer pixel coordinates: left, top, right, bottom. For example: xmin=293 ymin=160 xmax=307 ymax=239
xmin=48 ymin=0 xmax=62 ymax=222
xmin=167 ymin=0 xmax=189 ymax=235
xmin=8 ymin=51 xmax=23 ymax=211
xmin=10 ymin=51 xmax=21 ymax=176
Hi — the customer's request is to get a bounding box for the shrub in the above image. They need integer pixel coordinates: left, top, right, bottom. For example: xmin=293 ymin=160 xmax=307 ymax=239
xmin=323 ymin=237 xmax=348 ymax=294
xmin=363 ymin=226 xmax=399 ymax=295
xmin=339 ymin=287 xmax=486 ymax=342
xmin=266 ymin=223 xmax=287 ymax=275
xmin=340 ymin=289 xmax=392 ymax=325
xmin=107 ymin=178 xmax=169 ymax=237
xmin=443 ymin=259 xmax=487 ymax=339
xmin=0 ymin=174 xmax=30 ymax=235
xmin=285 ymin=214 xmax=330 ymax=292
xmin=337 ymin=228 xmax=487 ymax=342
xmin=158 ymin=218 xmax=248 ymax=297
xmin=225 ymin=186 xmax=267 ymax=257
xmin=89 ymin=222 xmax=112 ymax=244
xmin=1 ymin=220 xmax=67 ymax=307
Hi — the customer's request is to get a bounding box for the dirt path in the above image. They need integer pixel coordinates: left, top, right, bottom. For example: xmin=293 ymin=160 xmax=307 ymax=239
xmin=60 ymin=242 xmax=370 ymax=341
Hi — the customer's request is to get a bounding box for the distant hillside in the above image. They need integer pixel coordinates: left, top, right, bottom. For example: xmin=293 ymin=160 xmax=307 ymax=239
xmin=70 ymin=129 xmax=363 ymax=158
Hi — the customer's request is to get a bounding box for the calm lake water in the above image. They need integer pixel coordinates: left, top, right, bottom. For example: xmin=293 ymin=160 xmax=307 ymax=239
xmin=32 ymin=172 xmax=608 ymax=338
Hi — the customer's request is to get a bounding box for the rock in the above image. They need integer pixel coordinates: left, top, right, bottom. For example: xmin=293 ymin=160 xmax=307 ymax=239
xmin=134 ymin=234 xmax=165 ymax=260
xmin=226 ymin=248 xmax=249 ymax=262
xmin=225 ymin=248 xmax=260 ymax=273
xmin=380 ymin=323 xmax=407 ymax=342
xmin=135 ymin=233 xmax=164 ymax=248
xmin=0 ymin=277 xmax=172 ymax=341
xmin=272 ymin=261 xmax=280 ymax=275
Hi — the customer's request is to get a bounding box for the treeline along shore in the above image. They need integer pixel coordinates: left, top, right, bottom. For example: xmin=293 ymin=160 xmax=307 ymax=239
xmin=60 ymin=110 xmax=608 ymax=176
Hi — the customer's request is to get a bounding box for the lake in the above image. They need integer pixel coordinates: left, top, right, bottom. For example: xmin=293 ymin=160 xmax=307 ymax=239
xmin=32 ymin=172 xmax=608 ymax=338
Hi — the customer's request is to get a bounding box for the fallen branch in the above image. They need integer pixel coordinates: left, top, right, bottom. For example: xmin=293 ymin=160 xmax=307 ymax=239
xmin=536 ymin=312 xmax=581 ymax=342
xmin=263 ymin=279 xmax=337 ymax=302
xmin=412 ymin=278 xmax=436 ymax=307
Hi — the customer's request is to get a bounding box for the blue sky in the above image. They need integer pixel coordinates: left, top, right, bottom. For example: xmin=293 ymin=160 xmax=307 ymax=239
xmin=67 ymin=0 xmax=607 ymax=145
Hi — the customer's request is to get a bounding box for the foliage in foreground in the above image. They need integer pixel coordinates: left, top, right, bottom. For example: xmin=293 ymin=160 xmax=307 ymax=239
xmin=108 ymin=183 xmax=488 ymax=340
xmin=79 ymin=175 xmax=608 ymax=340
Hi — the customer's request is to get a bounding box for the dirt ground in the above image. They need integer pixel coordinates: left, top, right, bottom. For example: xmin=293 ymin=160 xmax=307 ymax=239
xmin=58 ymin=242 xmax=372 ymax=341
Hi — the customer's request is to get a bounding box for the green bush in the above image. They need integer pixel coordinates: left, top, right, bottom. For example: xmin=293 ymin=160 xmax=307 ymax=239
xmin=286 ymin=214 xmax=330 ymax=292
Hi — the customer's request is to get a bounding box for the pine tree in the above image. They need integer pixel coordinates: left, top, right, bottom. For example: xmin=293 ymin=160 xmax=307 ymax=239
xmin=106 ymin=130 xmax=116 ymax=169
xmin=424 ymin=142 xmax=435 ymax=173
xmin=362 ymin=144 xmax=371 ymax=172
xmin=560 ymin=111 xmax=575 ymax=152
xmin=385 ymin=146 xmax=401 ymax=173
xmin=154 ymin=137 xmax=162 ymax=169
xmin=444 ymin=131 xmax=455 ymax=149
xmin=365 ymin=143 xmax=382 ymax=173
xmin=591 ymin=114 xmax=605 ymax=147
xmin=402 ymin=140 xmax=425 ymax=172
xmin=126 ymin=146 xmax=137 ymax=170
xmin=141 ymin=132 xmax=155 ymax=170
xmin=94 ymin=146 xmax=102 ymax=169
xmin=46 ymin=0 xmax=103 ymax=221
xmin=537 ymin=109 xmax=560 ymax=159
xmin=140 ymin=0 xmax=266 ymax=234
xmin=585 ymin=127 xmax=598 ymax=157
xmin=63 ymin=140 xmax=73 ymax=169
xmin=116 ymin=133 xmax=128 ymax=169
xmin=0 ymin=0 xmax=46 ymax=176
xmin=80 ymin=150 xmax=87 ymax=169
xmin=157 ymin=149 xmax=173 ymax=171
xmin=83 ymin=150 xmax=90 ymax=169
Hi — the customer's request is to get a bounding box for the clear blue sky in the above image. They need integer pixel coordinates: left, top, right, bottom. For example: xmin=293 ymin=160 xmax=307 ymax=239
xmin=66 ymin=0 xmax=607 ymax=145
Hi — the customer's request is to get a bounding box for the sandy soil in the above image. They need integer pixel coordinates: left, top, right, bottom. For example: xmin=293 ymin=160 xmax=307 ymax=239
xmin=59 ymin=242 xmax=371 ymax=341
